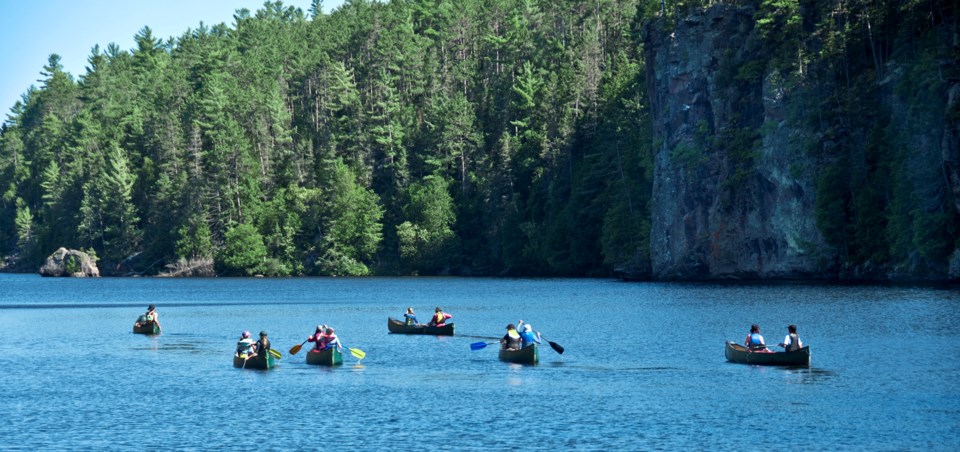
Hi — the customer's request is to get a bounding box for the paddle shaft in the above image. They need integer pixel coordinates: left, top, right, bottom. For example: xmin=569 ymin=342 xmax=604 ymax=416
xmin=740 ymin=345 xmax=778 ymax=353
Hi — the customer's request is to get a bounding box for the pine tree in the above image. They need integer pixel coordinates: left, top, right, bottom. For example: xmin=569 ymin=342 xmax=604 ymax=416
xmin=315 ymin=159 xmax=383 ymax=276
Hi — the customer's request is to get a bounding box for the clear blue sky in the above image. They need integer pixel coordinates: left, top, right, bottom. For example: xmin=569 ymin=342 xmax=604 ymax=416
xmin=0 ymin=0 xmax=345 ymax=120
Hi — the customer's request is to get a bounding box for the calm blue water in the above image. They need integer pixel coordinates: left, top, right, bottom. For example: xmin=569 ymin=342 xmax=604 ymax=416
xmin=0 ymin=274 xmax=958 ymax=450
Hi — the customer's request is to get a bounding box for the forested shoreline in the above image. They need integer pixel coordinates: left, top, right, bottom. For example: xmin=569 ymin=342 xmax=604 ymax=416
xmin=1 ymin=0 xmax=958 ymax=280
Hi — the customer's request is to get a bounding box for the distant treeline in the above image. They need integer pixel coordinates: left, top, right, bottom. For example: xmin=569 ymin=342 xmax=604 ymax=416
xmin=0 ymin=0 xmax=956 ymax=278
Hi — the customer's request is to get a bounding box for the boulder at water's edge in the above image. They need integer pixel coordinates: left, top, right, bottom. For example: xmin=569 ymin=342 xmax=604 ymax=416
xmin=39 ymin=248 xmax=100 ymax=277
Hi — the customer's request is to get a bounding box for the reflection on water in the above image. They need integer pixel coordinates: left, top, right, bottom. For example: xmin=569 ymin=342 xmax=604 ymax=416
xmin=782 ymin=367 xmax=837 ymax=385
xmin=0 ymin=274 xmax=957 ymax=449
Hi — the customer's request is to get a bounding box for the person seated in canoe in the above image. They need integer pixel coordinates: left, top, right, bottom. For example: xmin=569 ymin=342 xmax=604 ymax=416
xmin=134 ymin=304 xmax=162 ymax=332
xmin=743 ymin=324 xmax=770 ymax=352
xmin=403 ymin=307 xmax=419 ymax=325
xmin=306 ymin=324 xmax=329 ymax=351
xmin=500 ymin=324 xmax=521 ymax=351
xmin=319 ymin=327 xmax=342 ymax=351
xmin=777 ymin=324 xmax=803 ymax=352
xmin=251 ymin=330 xmax=271 ymax=356
xmin=517 ymin=320 xmax=542 ymax=348
xmin=235 ymin=331 xmax=255 ymax=356
xmin=427 ymin=307 xmax=452 ymax=326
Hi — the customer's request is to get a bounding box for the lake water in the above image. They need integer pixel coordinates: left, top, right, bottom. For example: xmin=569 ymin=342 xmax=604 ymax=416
xmin=0 ymin=274 xmax=958 ymax=450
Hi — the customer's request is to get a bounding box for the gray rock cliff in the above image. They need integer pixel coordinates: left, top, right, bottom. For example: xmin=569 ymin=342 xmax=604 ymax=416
xmin=643 ymin=6 xmax=828 ymax=280
xmin=641 ymin=2 xmax=960 ymax=282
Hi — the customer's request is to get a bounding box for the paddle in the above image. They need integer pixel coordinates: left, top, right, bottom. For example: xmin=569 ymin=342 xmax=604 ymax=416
xmin=470 ymin=341 xmax=497 ymax=351
xmin=289 ymin=340 xmax=308 ymax=356
xmin=327 ymin=334 xmax=365 ymax=360
xmin=269 ymin=349 xmax=282 ymax=359
xmin=745 ymin=345 xmax=771 ymax=353
xmin=538 ymin=334 xmax=564 ymax=354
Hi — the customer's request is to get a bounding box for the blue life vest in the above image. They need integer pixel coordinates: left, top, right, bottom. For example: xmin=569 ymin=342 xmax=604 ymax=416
xmin=519 ymin=330 xmax=538 ymax=348
xmin=749 ymin=333 xmax=764 ymax=346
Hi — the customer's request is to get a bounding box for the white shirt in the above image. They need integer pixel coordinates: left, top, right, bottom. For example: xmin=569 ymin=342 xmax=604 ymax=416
xmin=237 ymin=338 xmax=255 ymax=354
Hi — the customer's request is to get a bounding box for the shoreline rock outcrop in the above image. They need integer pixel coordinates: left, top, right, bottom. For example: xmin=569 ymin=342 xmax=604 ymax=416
xmin=39 ymin=248 xmax=100 ymax=277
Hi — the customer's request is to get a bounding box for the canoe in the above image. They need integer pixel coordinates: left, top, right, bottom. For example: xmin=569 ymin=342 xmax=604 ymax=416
xmin=233 ymin=352 xmax=277 ymax=370
xmin=305 ymin=347 xmax=343 ymax=366
xmin=725 ymin=341 xmax=810 ymax=366
xmin=387 ymin=317 xmax=455 ymax=336
xmin=498 ymin=344 xmax=538 ymax=365
xmin=133 ymin=322 xmax=160 ymax=335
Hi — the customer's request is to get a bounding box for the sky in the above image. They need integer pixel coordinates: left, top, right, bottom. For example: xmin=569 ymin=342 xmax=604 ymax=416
xmin=0 ymin=0 xmax=346 ymax=120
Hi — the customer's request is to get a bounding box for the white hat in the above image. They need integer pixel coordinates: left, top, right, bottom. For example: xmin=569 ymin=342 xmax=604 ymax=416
xmin=522 ymin=324 xmax=532 ymax=332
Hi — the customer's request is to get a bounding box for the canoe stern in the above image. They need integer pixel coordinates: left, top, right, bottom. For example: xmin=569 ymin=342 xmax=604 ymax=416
xmin=498 ymin=344 xmax=538 ymax=365
xmin=306 ymin=348 xmax=344 ymax=366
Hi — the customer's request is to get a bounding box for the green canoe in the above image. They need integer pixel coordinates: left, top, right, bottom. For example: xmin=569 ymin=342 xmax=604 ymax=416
xmin=133 ymin=322 xmax=160 ymax=335
xmin=305 ymin=347 xmax=343 ymax=366
xmin=233 ymin=352 xmax=277 ymax=370
xmin=498 ymin=344 xmax=538 ymax=365
xmin=387 ymin=317 xmax=455 ymax=336
xmin=725 ymin=341 xmax=810 ymax=366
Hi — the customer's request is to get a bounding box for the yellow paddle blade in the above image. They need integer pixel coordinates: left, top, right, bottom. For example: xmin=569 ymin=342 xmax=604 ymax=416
xmin=289 ymin=343 xmax=303 ymax=355
xmin=349 ymin=348 xmax=366 ymax=360
xmin=269 ymin=349 xmax=282 ymax=359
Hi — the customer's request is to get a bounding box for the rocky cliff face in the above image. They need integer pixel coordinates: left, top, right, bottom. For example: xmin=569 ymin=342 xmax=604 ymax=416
xmin=643 ymin=6 xmax=829 ymax=280
xmin=946 ymin=83 xmax=960 ymax=279
xmin=642 ymin=3 xmax=960 ymax=281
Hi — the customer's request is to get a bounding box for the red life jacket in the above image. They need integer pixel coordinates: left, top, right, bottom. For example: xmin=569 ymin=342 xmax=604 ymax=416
xmin=308 ymin=332 xmax=324 ymax=350
xmin=321 ymin=333 xmax=338 ymax=350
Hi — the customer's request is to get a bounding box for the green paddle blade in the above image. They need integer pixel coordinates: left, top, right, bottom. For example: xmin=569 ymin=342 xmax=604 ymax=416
xmin=269 ymin=349 xmax=282 ymax=359
xmin=349 ymin=348 xmax=366 ymax=360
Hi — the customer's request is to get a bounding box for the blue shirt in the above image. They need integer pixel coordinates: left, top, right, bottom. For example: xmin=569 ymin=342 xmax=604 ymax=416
xmin=519 ymin=330 xmax=540 ymax=348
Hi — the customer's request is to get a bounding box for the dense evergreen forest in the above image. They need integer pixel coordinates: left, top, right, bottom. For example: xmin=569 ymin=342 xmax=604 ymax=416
xmin=1 ymin=0 xmax=958 ymax=279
